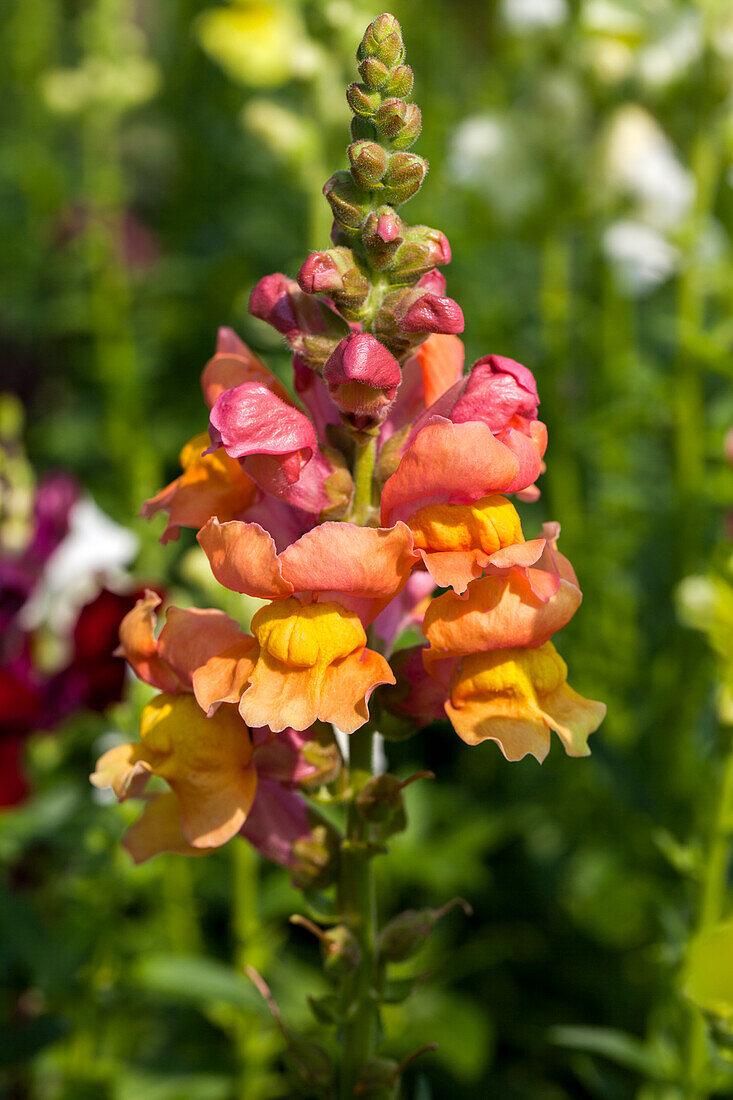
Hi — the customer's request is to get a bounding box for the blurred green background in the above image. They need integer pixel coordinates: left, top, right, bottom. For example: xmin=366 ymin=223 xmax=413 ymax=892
xmin=3 ymin=0 xmax=733 ymax=1097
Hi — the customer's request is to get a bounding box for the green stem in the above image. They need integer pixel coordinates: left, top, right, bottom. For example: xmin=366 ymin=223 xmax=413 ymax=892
xmin=683 ymin=729 xmax=733 ymax=1097
xmin=231 ymin=841 xmax=272 ymax=1100
xmin=351 ymin=433 xmax=377 ymax=524
xmin=338 ymin=726 xmax=378 ymax=1097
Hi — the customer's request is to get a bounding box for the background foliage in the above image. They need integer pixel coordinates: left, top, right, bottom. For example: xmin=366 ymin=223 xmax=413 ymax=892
xmin=3 ymin=0 xmax=733 ymax=1097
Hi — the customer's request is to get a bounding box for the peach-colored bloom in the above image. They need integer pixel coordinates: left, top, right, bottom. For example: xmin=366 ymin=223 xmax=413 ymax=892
xmin=197 ymin=517 xmax=418 ymax=624
xmin=91 ymin=692 xmax=258 ymax=855
xmin=115 ymin=589 xmax=247 ymax=694
xmin=142 ymin=432 xmax=258 ymax=544
xmin=422 ymin=524 xmax=582 ymax=657
xmin=443 ymin=642 xmax=605 ymax=762
xmin=192 ymin=597 xmax=393 ymax=734
xmin=407 ymin=492 xmax=529 ymax=593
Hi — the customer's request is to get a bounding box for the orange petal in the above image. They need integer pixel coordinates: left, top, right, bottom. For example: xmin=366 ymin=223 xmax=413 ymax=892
xmin=322 ymin=648 xmax=395 ymax=734
xmin=201 ymin=345 xmax=290 ymax=408
xmin=157 ymin=606 xmax=248 ymax=689
xmin=142 ymin=435 xmax=258 ymax=544
xmin=419 ymin=549 xmax=485 ymax=593
xmin=381 ymin=420 xmax=520 ymax=527
xmin=238 ymin=646 xmax=394 ymax=734
xmin=416 ymin=334 xmax=465 ymax=407
xmin=197 ymin=518 xmax=294 ymax=598
xmin=279 ymin=521 xmax=419 ymax=602
xmin=140 ymin=694 xmax=257 ymax=849
xmin=116 ymin=590 xmax=184 ymax=693
xmin=538 ymin=684 xmax=605 ymax=757
xmin=124 ymin=791 xmax=210 ymax=864
xmin=192 ymin=638 xmax=258 ymax=715
xmin=423 ymin=571 xmax=582 ymax=655
xmin=445 ymin=696 xmax=551 ymax=761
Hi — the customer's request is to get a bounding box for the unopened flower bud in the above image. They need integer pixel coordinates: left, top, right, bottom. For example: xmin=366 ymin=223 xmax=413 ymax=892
xmin=381 ymin=152 xmax=428 ymax=205
xmin=323 ymin=333 xmax=401 ymax=431
xmin=388 ymin=226 xmax=451 ymax=284
xmin=374 ymin=100 xmax=422 ymax=150
xmin=385 ymin=64 xmax=413 ymax=98
xmin=380 ymin=646 xmax=447 ymax=725
xmin=401 ymin=291 xmax=464 ymax=334
xmin=347 ymin=82 xmax=382 ymax=118
xmin=290 ymin=817 xmax=341 ymax=891
xmin=348 ymin=140 xmax=389 ymax=190
xmin=322 ymin=924 xmax=362 ymax=978
xmin=298 ymin=247 xmax=370 ymax=315
xmin=298 ymin=721 xmax=342 ymax=787
xmin=415 ymin=268 xmax=446 ymax=295
xmin=284 ymin=1033 xmax=334 ymax=1094
xmin=378 ymin=898 xmax=472 ymax=963
xmin=357 ymin=14 xmax=405 ymax=68
xmin=323 ymin=171 xmax=371 ymax=233
xmin=351 ymin=115 xmax=378 ymax=142
xmin=358 ymin=55 xmax=391 ymax=90
xmin=373 ymin=287 xmax=464 ymax=358
xmin=362 ymin=207 xmax=404 ymax=269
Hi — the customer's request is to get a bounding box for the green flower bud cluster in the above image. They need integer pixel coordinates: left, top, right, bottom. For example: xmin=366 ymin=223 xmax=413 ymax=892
xmin=306 ymin=12 xmax=458 ymax=360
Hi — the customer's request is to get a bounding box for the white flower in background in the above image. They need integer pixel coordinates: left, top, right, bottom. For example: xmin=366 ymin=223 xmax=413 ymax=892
xmin=21 ymin=497 xmax=138 ymax=635
xmin=604 ymin=105 xmax=694 ymax=230
xmin=603 ymin=220 xmax=680 ymax=295
xmin=638 ymin=10 xmax=702 ymax=88
xmin=448 ymin=113 xmax=543 ymax=223
xmin=502 ymin=0 xmax=569 ymax=31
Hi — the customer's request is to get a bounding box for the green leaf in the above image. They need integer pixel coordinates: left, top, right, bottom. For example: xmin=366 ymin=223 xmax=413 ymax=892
xmin=551 ymin=1026 xmax=675 ymax=1080
xmin=131 ymin=954 xmax=267 ymax=1016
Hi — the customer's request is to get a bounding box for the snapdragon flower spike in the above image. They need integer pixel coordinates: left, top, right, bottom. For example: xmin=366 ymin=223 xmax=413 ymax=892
xmin=195 ymin=518 xmax=418 ymax=732
xmin=323 ymin=333 xmax=401 ymax=431
xmin=94 ymin=591 xmax=338 ymax=864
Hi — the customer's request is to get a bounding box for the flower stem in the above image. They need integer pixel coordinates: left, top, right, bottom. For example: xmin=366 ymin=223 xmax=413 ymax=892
xmin=338 ymin=725 xmax=378 ymax=1097
xmin=351 ymin=433 xmax=377 ymax=525
xmin=683 ymin=727 xmax=733 ymax=1097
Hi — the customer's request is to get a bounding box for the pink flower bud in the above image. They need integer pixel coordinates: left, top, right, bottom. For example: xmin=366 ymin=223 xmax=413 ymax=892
xmin=401 ymin=293 xmax=464 ymax=334
xmin=249 ymin=273 xmax=350 ymax=369
xmin=323 ymin=333 xmax=401 ymax=430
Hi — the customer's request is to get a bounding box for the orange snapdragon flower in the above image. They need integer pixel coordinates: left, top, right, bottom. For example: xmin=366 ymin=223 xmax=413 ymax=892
xmin=443 ymin=643 xmax=606 ymax=762
xmin=195 ymin=518 xmax=418 ymax=732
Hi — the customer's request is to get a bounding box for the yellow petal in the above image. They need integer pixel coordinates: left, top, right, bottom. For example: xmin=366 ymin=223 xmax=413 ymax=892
xmin=140 ymin=693 xmax=257 ymax=848
xmin=408 ymin=493 xmax=524 ymax=555
xmin=251 ymin=598 xmax=365 ymax=669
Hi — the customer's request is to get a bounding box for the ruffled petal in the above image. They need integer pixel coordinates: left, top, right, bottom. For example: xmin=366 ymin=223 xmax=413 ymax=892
xmin=279 ymin=521 xmax=418 ymax=607
xmin=423 ymin=570 xmax=582 ymax=655
xmin=201 ymin=328 xmax=290 ymax=407
xmin=445 ymin=697 xmax=551 ymax=761
xmin=209 ymin=382 xmax=316 ymax=484
xmin=116 ymin=590 xmax=184 ymax=693
xmin=416 ymin=334 xmax=465 ymax=408
xmin=539 ymin=684 xmax=606 ymax=757
xmin=124 ymin=791 xmax=209 ymax=864
xmin=156 ymin=605 xmax=247 ymax=689
xmin=380 ymin=420 xmax=521 ymax=527
xmin=90 ymin=742 xmax=151 ymax=800
xmin=238 ymin=645 xmax=393 ymax=734
xmin=197 ymin=518 xmax=293 ymax=598
xmin=139 ymin=693 xmax=257 ymax=849
xmin=141 ymin=435 xmax=258 ymax=544
xmin=192 ymin=639 xmax=258 ymax=715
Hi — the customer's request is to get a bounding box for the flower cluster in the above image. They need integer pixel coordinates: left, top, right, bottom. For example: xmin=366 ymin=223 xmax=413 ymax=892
xmin=97 ymin=14 xmax=604 ymax=874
